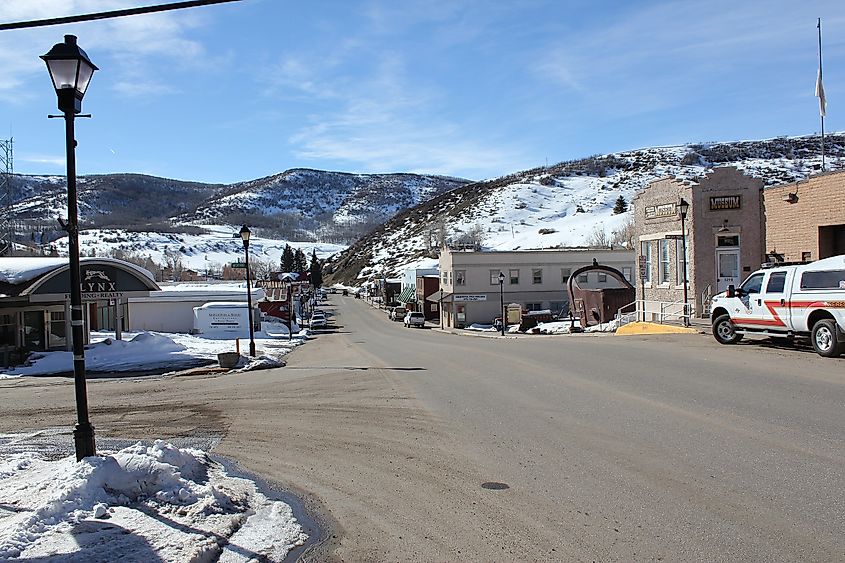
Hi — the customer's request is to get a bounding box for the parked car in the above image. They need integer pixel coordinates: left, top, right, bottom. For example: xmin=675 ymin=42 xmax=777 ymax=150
xmin=389 ymin=306 xmax=408 ymax=321
xmin=309 ymin=312 xmax=328 ymax=329
xmin=404 ymin=311 xmax=426 ymax=328
xmin=710 ymin=254 xmax=845 ymax=357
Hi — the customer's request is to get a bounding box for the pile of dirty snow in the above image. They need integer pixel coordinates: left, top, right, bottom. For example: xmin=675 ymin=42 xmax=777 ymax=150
xmin=0 ymin=441 xmax=307 ymax=561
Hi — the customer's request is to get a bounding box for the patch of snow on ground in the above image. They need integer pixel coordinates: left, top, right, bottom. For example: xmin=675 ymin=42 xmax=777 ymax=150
xmin=1 ymin=323 xmax=307 ymax=377
xmin=0 ymin=441 xmax=307 ymax=561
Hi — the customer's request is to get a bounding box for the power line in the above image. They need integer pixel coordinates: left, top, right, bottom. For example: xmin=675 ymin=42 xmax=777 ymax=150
xmin=0 ymin=0 xmax=243 ymax=31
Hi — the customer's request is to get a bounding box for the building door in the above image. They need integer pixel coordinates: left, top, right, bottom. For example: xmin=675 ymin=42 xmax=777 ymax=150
xmin=819 ymin=224 xmax=845 ymax=258
xmin=22 ymin=310 xmax=45 ymax=351
xmin=716 ymin=248 xmax=740 ymax=292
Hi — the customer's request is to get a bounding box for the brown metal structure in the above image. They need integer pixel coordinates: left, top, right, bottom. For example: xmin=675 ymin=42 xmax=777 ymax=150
xmin=567 ymin=260 xmax=635 ymax=327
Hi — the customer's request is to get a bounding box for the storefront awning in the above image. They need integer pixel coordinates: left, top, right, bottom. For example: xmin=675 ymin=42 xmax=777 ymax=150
xmin=426 ymin=290 xmax=452 ymax=303
xmin=398 ymin=286 xmax=417 ymax=303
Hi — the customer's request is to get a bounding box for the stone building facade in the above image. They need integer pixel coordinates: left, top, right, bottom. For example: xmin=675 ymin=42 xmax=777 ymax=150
xmin=632 ymin=167 xmax=765 ymax=318
xmin=762 ymin=170 xmax=845 ymax=262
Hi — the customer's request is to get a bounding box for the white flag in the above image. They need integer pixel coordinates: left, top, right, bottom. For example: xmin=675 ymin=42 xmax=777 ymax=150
xmin=815 ymin=68 xmax=827 ymax=117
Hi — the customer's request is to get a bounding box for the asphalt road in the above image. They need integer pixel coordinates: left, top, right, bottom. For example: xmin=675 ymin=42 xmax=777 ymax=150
xmin=1 ymin=295 xmax=843 ymax=562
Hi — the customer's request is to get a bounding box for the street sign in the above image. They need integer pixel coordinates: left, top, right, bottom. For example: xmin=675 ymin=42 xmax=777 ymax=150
xmin=231 ymin=262 xmax=247 ymax=269
xmin=665 ymin=234 xmax=684 ymax=240
xmin=638 ymin=255 xmax=647 ymax=280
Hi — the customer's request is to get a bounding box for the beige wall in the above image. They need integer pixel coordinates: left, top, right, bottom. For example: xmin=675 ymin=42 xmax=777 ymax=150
xmin=632 ymin=167 xmax=764 ymax=316
xmin=439 ymin=247 xmax=635 ymax=326
xmin=763 ymin=170 xmax=845 ymax=262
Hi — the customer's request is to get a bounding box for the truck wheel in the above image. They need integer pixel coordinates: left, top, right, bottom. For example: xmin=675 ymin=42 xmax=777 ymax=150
xmin=811 ymin=319 xmax=842 ymax=357
xmin=712 ymin=314 xmax=743 ymax=344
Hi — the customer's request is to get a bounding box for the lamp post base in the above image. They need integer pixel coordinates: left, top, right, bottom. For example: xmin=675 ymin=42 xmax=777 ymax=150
xmin=249 ymin=341 xmax=256 ymax=357
xmin=73 ymin=422 xmax=96 ymax=461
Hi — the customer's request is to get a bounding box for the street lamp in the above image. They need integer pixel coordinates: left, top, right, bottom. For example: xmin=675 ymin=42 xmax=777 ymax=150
xmin=42 ymin=34 xmax=97 ymax=461
xmin=677 ymin=197 xmax=690 ymax=326
xmin=498 ymin=271 xmax=506 ymax=336
xmin=239 ymin=225 xmax=256 ymax=357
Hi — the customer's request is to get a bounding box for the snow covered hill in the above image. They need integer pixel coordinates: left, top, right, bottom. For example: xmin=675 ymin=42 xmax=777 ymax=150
xmin=10 ymin=169 xmax=469 ymax=244
xmin=326 ymin=134 xmax=845 ymax=284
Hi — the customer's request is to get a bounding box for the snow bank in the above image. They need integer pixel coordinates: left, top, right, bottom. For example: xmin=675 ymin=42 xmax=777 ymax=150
xmin=0 ymin=441 xmax=307 ymax=561
xmin=1 ymin=327 xmax=306 ymax=377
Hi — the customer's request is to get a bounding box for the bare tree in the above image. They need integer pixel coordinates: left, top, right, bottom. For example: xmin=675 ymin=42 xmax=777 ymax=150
xmin=586 ymin=224 xmax=611 ymax=247
xmin=250 ymin=258 xmax=274 ymax=281
xmin=453 ymin=223 xmax=485 ymax=248
xmin=164 ymin=249 xmax=186 ymax=281
xmin=611 ymin=216 xmax=636 ymax=249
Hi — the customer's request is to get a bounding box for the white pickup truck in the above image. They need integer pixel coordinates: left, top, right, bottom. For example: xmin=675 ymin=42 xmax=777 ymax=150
xmin=710 ymin=255 xmax=845 ymax=357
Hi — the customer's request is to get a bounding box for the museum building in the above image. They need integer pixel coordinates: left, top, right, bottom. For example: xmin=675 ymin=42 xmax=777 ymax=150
xmin=632 ymin=167 xmax=765 ymax=319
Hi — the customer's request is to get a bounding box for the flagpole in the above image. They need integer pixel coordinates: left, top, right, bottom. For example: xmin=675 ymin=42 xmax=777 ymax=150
xmin=818 ymin=17 xmax=825 ymax=171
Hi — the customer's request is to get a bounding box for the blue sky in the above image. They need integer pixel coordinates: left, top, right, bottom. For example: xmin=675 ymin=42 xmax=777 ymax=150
xmin=1 ymin=0 xmax=842 ymax=184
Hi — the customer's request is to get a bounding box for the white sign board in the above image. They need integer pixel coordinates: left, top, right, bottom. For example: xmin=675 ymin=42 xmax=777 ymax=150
xmin=193 ymin=302 xmax=251 ymax=336
xmin=453 ymin=294 xmax=488 ymax=302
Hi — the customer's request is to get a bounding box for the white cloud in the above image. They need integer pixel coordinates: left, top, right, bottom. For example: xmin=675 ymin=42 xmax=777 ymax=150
xmin=18 ymin=153 xmax=65 ymax=167
xmin=0 ymin=0 xmax=213 ymax=103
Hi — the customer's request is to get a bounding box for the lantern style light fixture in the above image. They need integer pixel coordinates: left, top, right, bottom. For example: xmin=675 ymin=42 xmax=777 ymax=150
xmin=41 ymin=34 xmax=98 ymax=461
xmin=41 ymin=35 xmax=98 ymax=114
xmin=239 ymin=225 xmax=256 ymax=357
xmin=677 ymin=197 xmax=690 ymax=326
xmin=498 ymin=271 xmax=506 ymax=336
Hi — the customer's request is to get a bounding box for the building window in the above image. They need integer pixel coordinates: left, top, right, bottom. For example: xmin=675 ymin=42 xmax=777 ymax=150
xmin=49 ymin=311 xmax=67 ymax=349
xmin=455 ymin=270 xmax=466 ymax=286
xmin=532 ymin=268 xmax=543 ymax=284
xmin=526 ymin=302 xmax=543 ymax=311
xmin=659 ymin=239 xmax=671 ymax=284
xmin=577 ymin=273 xmax=588 ymax=283
xmin=0 ymin=313 xmax=14 ymax=347
xmin=442 ymin=271 xmax=447 ymax=284
xmin=598 ymin=273 xmax=607 ymax=283
xmin=509 ymin=269 xmax=519 ymax=284
xmin=675 ymin=239 xmax=688 ymax=285
xmin=641 ymin=241 xmax=652 ymax=283
xmin=490 ymin=270 xmax=502 ymax=285
xmin=622 ymin=266 xmax=632 ymax=282
xmin=766 ymin=272 xmax=787 ymax=293
xmin=561 ymin=268 xmax=571 ymax=283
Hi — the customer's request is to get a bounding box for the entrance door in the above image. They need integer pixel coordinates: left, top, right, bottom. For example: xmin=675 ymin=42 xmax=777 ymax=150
xmin=716 ymin=249 xmax=740 ymax=293
xmin=22 ymin=311 xmax=45 ymax=351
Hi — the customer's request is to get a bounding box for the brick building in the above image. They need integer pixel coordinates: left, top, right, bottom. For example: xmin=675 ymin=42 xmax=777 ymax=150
xmin=632 ymin=167 xmax=765 ymax=318
xmin=762 ymin=170 xmax=845 ymax=262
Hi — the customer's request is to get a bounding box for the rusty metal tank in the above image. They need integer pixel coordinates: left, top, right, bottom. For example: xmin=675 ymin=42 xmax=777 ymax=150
xmin=567 ymin=260 xmax=635 ymax=327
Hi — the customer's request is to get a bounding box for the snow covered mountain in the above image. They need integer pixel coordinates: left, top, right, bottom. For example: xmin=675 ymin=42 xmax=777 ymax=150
xmin=326 ymin=134 xmax=845 ymax=284
xmin=10 ymin=169 xmax=469 ymax=238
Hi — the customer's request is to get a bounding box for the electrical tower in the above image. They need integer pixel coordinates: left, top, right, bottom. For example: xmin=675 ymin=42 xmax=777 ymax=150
xmin=0 ymin=138 xmax=13 ymax=256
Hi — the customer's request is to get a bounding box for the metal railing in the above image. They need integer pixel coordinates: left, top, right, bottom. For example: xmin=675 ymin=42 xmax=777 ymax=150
xmin=617 ymin=299 xmax=691 ymax=326
xmin=700 ymin=284 xmax=712 ymax=317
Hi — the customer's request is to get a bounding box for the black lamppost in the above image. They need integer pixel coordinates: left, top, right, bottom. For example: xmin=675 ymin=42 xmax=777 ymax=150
xmin=498 ymin=271 xmax=506 ymax=336
xmin=239 ymin=225 xmax=256 ymax=357
xmin=42 ymin=35 xmax=97 ymax=461
xmin=678 ymin=197 xmax=690 ymax=326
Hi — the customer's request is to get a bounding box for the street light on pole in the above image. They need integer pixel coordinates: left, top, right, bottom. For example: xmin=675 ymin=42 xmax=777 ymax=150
xmin=239 ymin=225 xmax=256 ymax=357
xmin=41 ymin=34 xmax=98 ymax=461
xmin=498 ymin=271 xmax=505 ymax=336
xmin=677 ymin=197 xmax=690 ymax=326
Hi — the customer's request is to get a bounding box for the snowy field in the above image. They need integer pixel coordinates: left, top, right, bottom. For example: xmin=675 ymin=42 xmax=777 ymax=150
xmin=0 ymin=441 xmax=308 ymax=561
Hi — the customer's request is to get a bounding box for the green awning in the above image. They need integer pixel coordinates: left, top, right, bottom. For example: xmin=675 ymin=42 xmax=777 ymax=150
xmin=398 ymin=286 xmax=417 ymax=303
